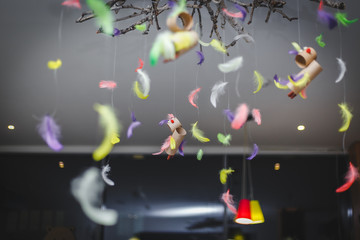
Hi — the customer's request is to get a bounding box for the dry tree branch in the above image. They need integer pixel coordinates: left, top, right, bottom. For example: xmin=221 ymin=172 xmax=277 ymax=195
xmin=77 ymin=0 xmax=344 ymax=50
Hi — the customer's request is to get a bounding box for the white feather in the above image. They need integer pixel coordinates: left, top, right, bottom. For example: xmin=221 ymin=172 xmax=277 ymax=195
xmin=335 ymin=58 xmax=346 ymax=83
xmin=218 ymin=56 xmax=243 ymax=73
xmin=210 ymin=81 xmax=228 ymax=108
xmin=233 ymin=34 xmax=255 ymax=43
xmin=71 ymin=167 xmax=118 ymax=226
xmin=101 ymin=164 xmax=115 ymax=186
xmin=137 ymin=69 xmax=150 ymax=96
xmin=160 ymin=31 xmax=176 ymax=60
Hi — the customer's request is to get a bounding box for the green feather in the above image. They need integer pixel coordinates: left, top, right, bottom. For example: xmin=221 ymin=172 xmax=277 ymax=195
xmin=335 ymin=13 xmax=358 ymax=27
xmin=217 ymin=133 xmax=232 ymax=145
xmin=197 ymin=149 xmax=203 ymax=161
xmin=315 ymin=34 xmax=325 ymax=48
xmin=86 ymin=0 xmax=114 ymax=35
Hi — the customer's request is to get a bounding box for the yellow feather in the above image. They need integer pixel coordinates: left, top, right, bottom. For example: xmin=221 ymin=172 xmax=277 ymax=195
xmin=253 ymin=71 xmax=264 ymax=94
xmin=274 ymin=80 xmax=288 ymax=89
xmin=170 ymin=136 xmax=176 ymax=149
xmin=198 ymin=39 xmax=227 ymax=53
xmin=191 ymin=121 xmax=210 ymax=143
xmin=219 ymin=168 xmax=235 ymax=184
xmin=291 ymin=42 xmax=302 ymax=52
xmin=93 ymin=104 xmax=121 ymax=161
xmin=133 ymin=81 xmax=148 ymax=99
xmin=338 ymin=103 xmax=353 ymax=132
xmin=288 ymin=73 xmax=310 ymax=89
xmin=210 ymin=39 xmax=227 ymax=53
xmin=47 ymin=59 xmax=62 ymax=70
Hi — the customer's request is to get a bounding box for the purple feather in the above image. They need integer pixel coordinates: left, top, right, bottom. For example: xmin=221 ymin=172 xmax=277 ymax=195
xmin=113 ymin=28 xmax=121 ymax=37
xmin=223 ymin=109 xmax=234 ymax=123
xmin=290 ymin=73 xmax=304 ymax=82
xmin=274 ymin=74 xmax=289 ymax=85
xmin=288 ymin=50 xmax=298 ymax=55
xmin=247 ymin=143 xmax=258 ymax=160
xmin=127 ymin=121 xmax=141 ymax=138
xmin=37 ymin=115 xmax=63 ymax=151
xmin=159 ymin=119 xmax=168 ymax=126
xmin=131 ymin=112 xmax=136 ymax=122
xmin=317 ymin=10 xmax=337 ymax=29
xmin=168 ymin=0 xmax=175 ymax=8
xmin=179 ymin=140 xmax=186 ymax=156
xmin=196 ymin=51 xmax=204 ymax=65
xmin=234 ymin=4 xmax=247 ymax=21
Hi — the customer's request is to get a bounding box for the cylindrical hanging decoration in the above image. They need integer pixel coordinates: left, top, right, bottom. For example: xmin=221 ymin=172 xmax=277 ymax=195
xmin=250 ymin=200 xmax=265 ymax=224
xmin=234 ymin=199 xmax=253 ymax=224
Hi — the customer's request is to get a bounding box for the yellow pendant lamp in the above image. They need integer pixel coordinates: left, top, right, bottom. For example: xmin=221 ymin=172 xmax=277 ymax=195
xmin=250 ymin=200 xmax=265 ymax=224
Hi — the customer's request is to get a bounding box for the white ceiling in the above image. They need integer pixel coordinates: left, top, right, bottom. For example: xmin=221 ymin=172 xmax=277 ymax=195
xmin=0 ymin=0 xmax=359 ymax=155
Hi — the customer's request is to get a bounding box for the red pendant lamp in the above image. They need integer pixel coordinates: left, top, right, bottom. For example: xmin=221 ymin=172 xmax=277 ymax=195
xmin=234 ymin=199 xmax=253 ymax=224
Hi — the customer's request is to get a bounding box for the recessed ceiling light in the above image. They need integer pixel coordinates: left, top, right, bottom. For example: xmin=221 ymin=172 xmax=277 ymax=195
xmin=274 ymin=163 xmax=280 ymax=171
xmin=8 ymin=125 xmax=15 ymax=130
xmin=297 ymin=125 xmax=305 ymax=131
xmin=59 ymin=161 xmax=64 ymax=168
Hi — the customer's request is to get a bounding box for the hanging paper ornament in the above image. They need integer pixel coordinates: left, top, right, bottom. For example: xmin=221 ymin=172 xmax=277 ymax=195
xmin=155 ymin=115 xmax=187 ymax=157
xmin=287 ymin=47 xmax=323 ymax=99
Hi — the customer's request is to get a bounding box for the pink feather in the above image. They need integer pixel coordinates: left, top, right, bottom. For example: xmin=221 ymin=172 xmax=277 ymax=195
xmin=222 ymin=8 xmax=245 ymax=19
xmin=231 ymin=103 xmax=249 ymax=130
xmin=99 ymin=81 xmax=117 ymax=89
xmin=221 ymin=189 xmax=237 ymax=214
xmin=251 ymin=109 xmax=261 ymax=125
xmin=188 ymin=88 xmax=201 ymax=108
xmin=61 ymin=0 xmax=81 ymax=9
xmin=152 ymin=136 xmax=171 ymax=155
xmin=336 ymin=162 xmax=359 ymax=193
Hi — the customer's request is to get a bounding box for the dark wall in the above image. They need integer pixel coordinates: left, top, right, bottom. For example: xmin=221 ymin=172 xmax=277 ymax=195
xmin=0 ymin=153 xmax=352 ymax=240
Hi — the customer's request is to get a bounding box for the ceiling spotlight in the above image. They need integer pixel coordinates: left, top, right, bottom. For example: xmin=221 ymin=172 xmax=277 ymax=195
xmin=274 ymin=163 xmax=280 ymax=171
xmin=8 ymin=125 xmax=15 ymax=130
xmin=59 ymin=161 xmax=64 ymax=168
xmin=297 ymin=125 xmax=305 ymax=131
